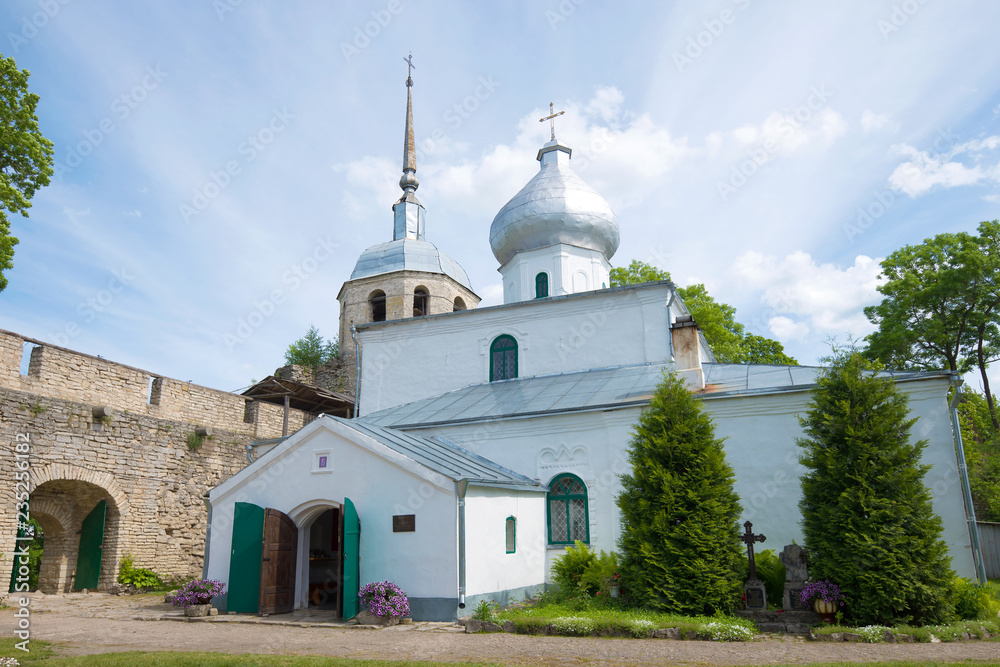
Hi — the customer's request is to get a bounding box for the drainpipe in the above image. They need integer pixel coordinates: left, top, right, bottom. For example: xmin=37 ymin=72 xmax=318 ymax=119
xmin=948 ymin=376 xmax=988 ymax=584
xmin=201 ymin=494 xmax=212 ymax=580
xmin=351 ymin=324 xmax=361 ymax=419
xmin=457 ymin=479 xmax=468 ymax=609
xmin=665 ymin=290 xmax=676 ymax=359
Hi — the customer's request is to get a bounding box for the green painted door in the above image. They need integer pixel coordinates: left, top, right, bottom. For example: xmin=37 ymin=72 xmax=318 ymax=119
xmin=73 ymin=500 xmax=106 ymax=590
xmin=8 ymin=497 xmax=29 ymax=593
xmin=341 ymin=498 xmax=360 ymax=618
xmin=228 ymin=501 xmax=265 ymax=613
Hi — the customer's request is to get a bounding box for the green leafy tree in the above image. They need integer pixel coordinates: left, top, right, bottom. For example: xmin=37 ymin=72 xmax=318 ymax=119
xmin=610 ymin=261 xmax=798 ymax=365
xmin=864 ymin=220 xmax=1000 ymax=428
xmin=956 ymin=389 xmax=1000 ymax=522
xmin=1 ymin=55 xmax=54 ymax=292
xmin=798 ymin=350 xmax=954 ymax=625
xmin=617 ymin=371 xmax=744 ymax=614
xmin=284 ymin=325 xmax=338 ymax=381
xmin=609 ymin=259 xmax=671 ymax=286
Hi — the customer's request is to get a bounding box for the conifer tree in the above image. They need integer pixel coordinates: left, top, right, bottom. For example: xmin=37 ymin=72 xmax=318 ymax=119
xmin=617 ymin=371 xmax=743 ymax=614
xmin=798 ymin=351 xmax=954 ymax=625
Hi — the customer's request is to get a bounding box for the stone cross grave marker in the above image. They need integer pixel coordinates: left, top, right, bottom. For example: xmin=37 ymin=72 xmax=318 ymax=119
xmin=741 ymin=521 xmax=767 ymax=610
xmin=779 ymin=544 xmax=810 ymax=611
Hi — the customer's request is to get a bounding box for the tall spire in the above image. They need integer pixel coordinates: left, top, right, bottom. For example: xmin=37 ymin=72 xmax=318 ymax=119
xmin=399 ymin=53 xmax=419 ymax=196
xmin=392 ymin=54 xmax=425 ymax=241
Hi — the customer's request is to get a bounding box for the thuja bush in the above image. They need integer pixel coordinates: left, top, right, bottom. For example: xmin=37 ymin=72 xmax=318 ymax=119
xmin=798 ymin=351 xmax=954 ymax=625
xmin=617 ymin=371 xmax=743 ymax=614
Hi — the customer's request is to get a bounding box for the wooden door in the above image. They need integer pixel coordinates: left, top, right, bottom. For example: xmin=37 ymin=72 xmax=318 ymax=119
xmin=259 ymin=508 xmax=297 ymax=615
xmin=73 ymin=500 xmax=106 ymax=590
xmin=227 ymin=502 xmax=265 ymax=613
xmin=341 ymin=498 xmax=360 ymax=618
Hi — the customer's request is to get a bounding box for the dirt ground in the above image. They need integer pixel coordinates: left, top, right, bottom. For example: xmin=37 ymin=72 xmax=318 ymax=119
xmin=7 ymin=593 xmax=1000 ymax=665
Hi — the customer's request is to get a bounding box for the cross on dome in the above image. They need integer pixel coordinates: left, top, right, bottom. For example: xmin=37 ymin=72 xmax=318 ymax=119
xmin=539 ymin=102 xmax=565 ymax=141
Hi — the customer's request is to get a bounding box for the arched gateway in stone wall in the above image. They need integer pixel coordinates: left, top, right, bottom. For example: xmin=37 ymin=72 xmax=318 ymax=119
xmin=0 ymin=330 xmax=325 ymax=595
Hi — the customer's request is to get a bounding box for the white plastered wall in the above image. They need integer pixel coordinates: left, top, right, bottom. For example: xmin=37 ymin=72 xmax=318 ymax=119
xmin=207 ymin=421 xmax=459 ymax=609
xmin=464 ymin=486 xmax=547 ymax=596
xmin=398 ymin=376 xmax=977 ymax=579
xmin=357 ymin=282 xmax=686 ymax=415
xmin=498 ymin=244 xmax=612 ymax=304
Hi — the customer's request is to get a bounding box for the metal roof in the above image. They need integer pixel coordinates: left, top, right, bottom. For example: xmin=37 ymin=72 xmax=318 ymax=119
xmin=350 ymin=238 xmax=473 ymax=290
xmin=360 ymin=363 xmax=950 ymax=429
xmin=324 ymin=416 xmax=543 ymax=490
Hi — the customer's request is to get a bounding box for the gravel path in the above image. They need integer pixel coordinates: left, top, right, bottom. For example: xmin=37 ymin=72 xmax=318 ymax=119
xmin=8 ymin=593 xmax=1000 ymax=665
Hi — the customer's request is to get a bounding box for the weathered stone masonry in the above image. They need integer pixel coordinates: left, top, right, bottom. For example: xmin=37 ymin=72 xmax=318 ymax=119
xmin=0 ymin=330 xmax=308 ymax=594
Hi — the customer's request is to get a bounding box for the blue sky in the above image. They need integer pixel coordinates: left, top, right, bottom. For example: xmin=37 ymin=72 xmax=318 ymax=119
xmin=2 ymin=0 xmax=1000 ymax=393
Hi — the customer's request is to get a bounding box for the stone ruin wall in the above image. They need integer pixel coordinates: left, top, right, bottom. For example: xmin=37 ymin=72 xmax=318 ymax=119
xmin=0 ymin=329 xmax=309 ymax=594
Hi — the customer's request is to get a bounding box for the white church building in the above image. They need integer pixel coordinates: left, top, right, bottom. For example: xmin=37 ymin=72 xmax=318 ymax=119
xmin=204 ymin=71 xmax=982 ymax=621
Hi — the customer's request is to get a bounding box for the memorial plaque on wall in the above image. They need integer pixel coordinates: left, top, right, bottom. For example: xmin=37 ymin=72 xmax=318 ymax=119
xmin=392 ymin=514 xmax=416 ymax=532
xmin=745 ymin=587 xmax=765 ymax=610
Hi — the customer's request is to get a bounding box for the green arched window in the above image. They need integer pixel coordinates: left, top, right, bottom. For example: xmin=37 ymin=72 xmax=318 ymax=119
xmin=490 ymin=335 xmax=517 ymax=382
xmin=535 ymin=272 xmax=549 ymax=299
xmin=547 ymin=473 xmax=589 ymax=545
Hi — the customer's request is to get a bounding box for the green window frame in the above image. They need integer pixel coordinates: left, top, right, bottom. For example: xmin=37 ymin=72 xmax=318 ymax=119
xmin=535 ymin=272 xmax=549 ymax=299
xmin=489 ymin=335 xmax=518 ymax=382
xmin=547 ymin=473 xmax=589 ymax=545
xmin=505 ymin=516 xmax=516 ymax=554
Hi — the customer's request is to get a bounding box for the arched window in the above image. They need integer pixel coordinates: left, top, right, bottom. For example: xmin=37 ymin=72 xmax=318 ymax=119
xmin=489 ymin=335 xmax=517 ymax=382
xmin=505 ymin=516 xmax=516 ymax=554
xmin=368 ymin=290 xmax=386 ymax=322
xmin=453 ymin=296 xmax=466 ymax=312
xmin=413 ymin=287 xmax=429 ymax=317
xmin=535 ymin=272 xmax=548 ymax=299
xmin=547 ymin=473 xmax=588 ymax=545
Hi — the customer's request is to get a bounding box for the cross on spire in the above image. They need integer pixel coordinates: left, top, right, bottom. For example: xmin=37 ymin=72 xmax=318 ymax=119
xmin=539 ymin=102 xmax=565 ymax=141
xmin=404 ymin=53 xmax=415 ymax=86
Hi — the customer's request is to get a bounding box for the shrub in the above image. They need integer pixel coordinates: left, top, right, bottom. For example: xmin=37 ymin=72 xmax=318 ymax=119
xmin=358 ymin=580 xmax=410 ymax=619
xmin=617 ymin=371 xmax=743 ymax=615
xmin=170 ymin=579 xmax=225 ymax=607
xmin=798 ymin=351 xmax=954 ymax=625
xmin=551 ymin=541 xmax=596 ymax=593
xmin=581 ymin=549 xmax=620 ymax=600
xmin=953 ymin=577 xmax=1000 ymax=620
xmin=472 ymin=599 xmax=496 ymax=622
xmin=117 ymin=553 xmax=163 ymax=590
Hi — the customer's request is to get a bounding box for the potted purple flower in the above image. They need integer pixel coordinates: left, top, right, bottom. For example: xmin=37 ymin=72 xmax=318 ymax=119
xmin=799 ymin=579 xmax=845 ymax=622
xmin=358 ymin=580 xmax=410 ymax=626
xmin=171 ymin=578 xmax=226 ymax=617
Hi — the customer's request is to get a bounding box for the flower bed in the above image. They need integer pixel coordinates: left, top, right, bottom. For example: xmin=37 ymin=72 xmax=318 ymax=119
xmin=810 ymin=619 xmax=999 ymax=643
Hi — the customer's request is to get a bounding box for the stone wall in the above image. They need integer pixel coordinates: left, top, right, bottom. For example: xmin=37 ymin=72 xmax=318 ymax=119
xmin=0 ymin=329 xmax=309 ymax=594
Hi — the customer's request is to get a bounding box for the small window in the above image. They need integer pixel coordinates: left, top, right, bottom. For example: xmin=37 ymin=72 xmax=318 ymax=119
xmin=505 ymin=516 xmax=516 ymax=554
xmin=453 ymin=296 xmax=466 ymax=312
xmin=547 ymin=473 xmax=589 ymax=545
xmin=369 ymin=290 xmax=386 ymax=322
xmin=535 ymin=272 xmax=548 ymax=299
xmin=413 ymin=287 xmax=428 ymax=317
xmin=489 ymin=335 xmax=518 ymax=382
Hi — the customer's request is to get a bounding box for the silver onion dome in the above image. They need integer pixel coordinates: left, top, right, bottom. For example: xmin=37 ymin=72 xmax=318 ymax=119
xmin=350 ymin=238 xmax=473 ymax=290
xmin=489 ymin=140 xmax=619 ymax=266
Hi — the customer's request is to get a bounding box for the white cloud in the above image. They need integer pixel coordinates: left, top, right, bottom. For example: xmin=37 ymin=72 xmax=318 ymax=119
xmin=768 ymin=315 xmax=810 ymax=340
xmin=123 ymin=209 xmax=142 ymax=217
xmin=887 ymin=136 xmax=1000 ymax=197
xmin=860 ymin=109 xmax=899 ymax=134
xmin=729 ymin=108 xmax=847 ymax=154
xmin=732 ymin=250 xmax=883 ymax=338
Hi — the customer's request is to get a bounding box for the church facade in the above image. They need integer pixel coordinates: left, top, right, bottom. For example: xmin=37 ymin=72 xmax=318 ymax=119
xmin=205 ymin=73 xmax=982 ymax=621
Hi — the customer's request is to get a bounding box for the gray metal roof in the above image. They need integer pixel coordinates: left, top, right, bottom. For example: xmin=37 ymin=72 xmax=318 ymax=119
xmin=325 ymin=416 xmax=542 ymax=490
xmin=350 ymin=238 xmax=473 ymax=290
xmin=360 ymin=363 xmax=951 ymax=429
